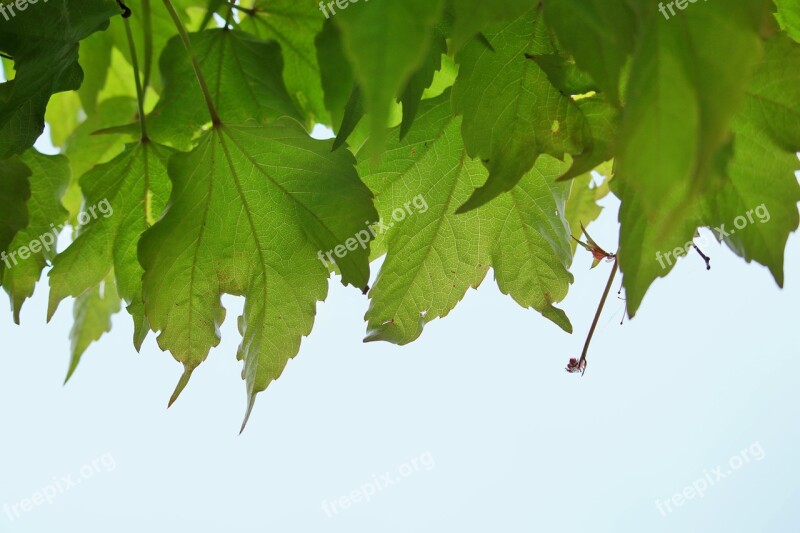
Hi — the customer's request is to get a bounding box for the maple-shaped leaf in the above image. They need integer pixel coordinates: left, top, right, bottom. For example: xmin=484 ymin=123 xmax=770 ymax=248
xmin=48 ymin=140 xmax=173 ymax=351
xmin=106 ymin=0 xmax=206 ymax=93
xmin=2 ymin=151 xmax=69 ymax=322
xmin=398 ymin=32 xmax=447 ymax=140
xmin=542 ymin=0 xmax=635 ymax=105
xmin=775 ymin=0 xmax=800 ymax=43
xmin=558 ymin=97 xmax=618 ymax=183
xmin=615 ymin=0 xmax=771 ymax=232
xmin=613 ymin=1 xmax=759 ymax=314
xmin=0 ymin=157 xmax=31 ymax=276
xmin=138 ymin=119 xmax=377 ymax=427
xmin=61 ymin=96 xmax=140 ymax=222
xmin=66 ymin=272 xmax=121 ymax=383
xmin=704 ymin=34 xmax=800 ymax=286
xmin=0 ymin=0 xmax=120 ymax=157
xmin=360 ymin=91 xmax=573 ymax=344
xmin=446 ymin=0 xmax=531 ymax=52
xmin=316 ymin=19 xmax=356 ymax=134
xmin=452 ymin=7 xmax=590 ymax=212
xmin=334 ymin=0 xmax=445 ymax=149
xmin=237 ymin=0 xmax=329 ymax=122
xmin=147 ymin=28 xmax=303 ymax=149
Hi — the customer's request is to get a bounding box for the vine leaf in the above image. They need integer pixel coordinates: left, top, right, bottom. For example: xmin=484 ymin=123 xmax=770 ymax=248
xmin=616 ymin=1 xmax=780 ymax=315
xmin=106 ymin=0 xmax=207 ymax=93
xmin=558 ymin=97 xmax=618 ymax=182
xmin=452 ymin=8 xmax=590 ymax=213
xmin=316 ymin=20 xmax=356 ymax=135
xmin=0 ymin=0 xmax=120 ymax=157
xmin=775 ymin=0 xmax=800 ymax=43
xmin=62 ymin=96 xmax=140 ymax=222
xmin=542 ymin=0 xmax=635 ymax=104
xmin=616 ymin=1 xmax=770 ymax=238
xmin=66 ymin=273 xmax=121 ymax=383
xmin=332 ymin=84 xmax=364 ymax=152
xmin=398 ymin=32 xmax=447 ymax=140
xmin=138 ymin=120 xmax=377 ymax=428
xmin=360 ymin=92 xmax=573 ymax=345
xmin=147 ymin=28 xmax=303 ymax=149
xmin=238 ymin=0 xmax=329 ymax=123
xmin=334 ymin=0 xmax=445 ymax=150
xmin=0 ymin=157 xmax=32 ymax=281
xmin=446 ymin=0 xmax=531 ymax=52
xmin=48 ymin=140 xmax=174 ymax=351
xmin=2 ymin=151 xmax=70 ymax=322
xmin=704 ymin=34 xmax=800 ymax=285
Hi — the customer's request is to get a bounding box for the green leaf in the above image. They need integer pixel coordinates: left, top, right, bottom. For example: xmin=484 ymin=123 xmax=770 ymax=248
xmin=2 ymin=151 xmax=70 ymax=322
xmin=147 ymin=29 xmax=303 ymax=149
xmin=775 ymin=0 xmax=800 ymax=43
xmin=452 ymin=8 xmax=589 ymax=212
xmin=138 ymin=120 xmax=377 ymax=425
xmin=616 ymin=1 xmax=770 ymax=228
xmin=48 ymin=140 xmax=174 ymax=351
xmin=616 ymin=0 xmax=776 ymax=315
xmin=447 ymin=0 xmax=531 ymax=51
xmin=238 ymin=0 xmax=328 ymax=122
xmin=62 ymin=96 xmax=140 ymax=221
xmin=316 ymin=19 xmax=355 ymax=130
xmin=543 ymin=0 xmax=635 ymax=104
xmin=332 ymin=84 xmax=364 ymax=151
xmin=360 ymin=92 xmax=573 ymax=344
xmin=0 ymin=0 xmax=120 ymax=157
xmin=76 ymin=30 xmax=113 ymax=114
xmin=526 ymin=54 xmax=598 ymax=96
xmin=45 ymin=91 xmax=83 ymax=148
xmin=705 ymin=35 xmax=800 ymax=285
xmin=66 ymin=272 xmax=121 ymax=383
xmin=0 ymin=157 xmax=31 ymax=272
xmin=399 ymin=32 xmax=446 ymax=140
xmin=334 ymin=0 xmax=445 ymax=149
xmin=558 ymin=96 xmax=618 ymax=182
xmin=565 ymin=174 xmax=609 ymax=255
xmin=106 ymin=0 xmax=203 ymax=93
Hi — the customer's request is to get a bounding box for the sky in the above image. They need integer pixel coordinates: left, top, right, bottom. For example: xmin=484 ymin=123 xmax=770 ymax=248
xmin=2 ymin=76 xmax=800 ymax=533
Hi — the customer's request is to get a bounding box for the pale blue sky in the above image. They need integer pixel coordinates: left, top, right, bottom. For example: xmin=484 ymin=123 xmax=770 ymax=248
xmin=2 ymin=54 xmax=800 ymax=531
xmin=1 ymin=121 xmax=799 ymax=530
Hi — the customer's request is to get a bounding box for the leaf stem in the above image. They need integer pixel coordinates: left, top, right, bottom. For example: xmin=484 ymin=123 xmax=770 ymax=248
xmin=123 ymin=16 xmax=148 ymax=141
xmin=142 ymin=0 xmax=153 ymax=94
xmin=162 ymin=0 xmax=221 ymax=126
xmin=578 ymin=255 xmax=619 ymax=374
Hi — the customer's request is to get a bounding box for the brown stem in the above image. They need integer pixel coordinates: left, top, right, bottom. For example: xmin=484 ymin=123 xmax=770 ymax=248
xmin=578 ymin=255 xmax=619 ymax=374
xmin=693 ymin=243 xmax=711 ymax=270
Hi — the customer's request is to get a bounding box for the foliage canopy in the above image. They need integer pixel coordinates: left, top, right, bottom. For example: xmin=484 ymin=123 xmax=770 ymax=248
xmin=1 ymin=0 xmax=798 ymax=426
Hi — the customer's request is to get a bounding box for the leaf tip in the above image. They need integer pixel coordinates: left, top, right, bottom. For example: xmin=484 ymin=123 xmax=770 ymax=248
xmin=240 ymin=395 xmax=257 ymax=434
xmin=168 ymin=365 xmax=196 ymax=408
